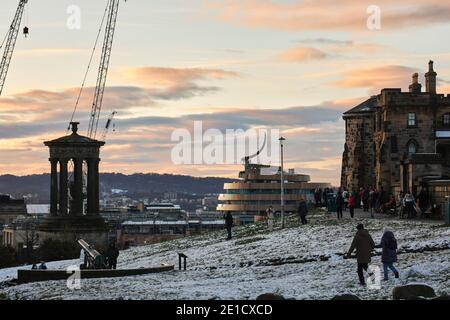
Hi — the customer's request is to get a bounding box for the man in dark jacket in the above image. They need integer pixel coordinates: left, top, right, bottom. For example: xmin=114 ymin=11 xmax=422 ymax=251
xmin=336 ymin=191 xmax=344 ymax=219
xmin=375 ymin=230 xmax=399 ymax=281
xmin=346 ymin=224 xmax=375 ymax=285
xmin=298 ymin=197 xmax=308 ymax=225
xmin=106 ymin=242 xmax=120 ymax=270
xmin=417 ymin=188 xmax=430 ymax=218
xmin=224 ymin=212 xmax=234 ymax=240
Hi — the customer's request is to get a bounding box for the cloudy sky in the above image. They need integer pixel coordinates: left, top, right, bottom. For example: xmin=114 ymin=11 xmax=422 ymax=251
xmin=1 ymin=0 xmax=450 ymax=185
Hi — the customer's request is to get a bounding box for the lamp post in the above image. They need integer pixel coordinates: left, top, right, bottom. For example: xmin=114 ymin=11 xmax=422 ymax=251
xmin=279 ymin=137 xmax=286 ymax=229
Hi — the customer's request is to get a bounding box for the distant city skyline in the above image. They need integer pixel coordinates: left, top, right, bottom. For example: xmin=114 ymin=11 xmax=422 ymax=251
xmin=1 ymin=0 xmax=450 ymax=185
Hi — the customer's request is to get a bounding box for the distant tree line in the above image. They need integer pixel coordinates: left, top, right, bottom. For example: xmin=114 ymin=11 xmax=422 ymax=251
xmin=0 ymin=239 xmax=79 ymax=269
xmin=0 ymin=173 xmax=236 ymax=203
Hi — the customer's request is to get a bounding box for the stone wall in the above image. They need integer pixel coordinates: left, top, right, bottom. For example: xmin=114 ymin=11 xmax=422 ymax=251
xmin=341 ymin=114 xmax=375 ymax=192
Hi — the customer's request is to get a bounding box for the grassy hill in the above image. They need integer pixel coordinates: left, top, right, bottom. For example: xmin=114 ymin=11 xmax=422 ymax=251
xmin=1 ymin=210 xmax=450 ymax=300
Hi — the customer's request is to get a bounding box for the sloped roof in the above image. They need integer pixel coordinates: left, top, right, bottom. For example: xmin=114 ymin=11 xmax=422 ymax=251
xmin=343 ymin=96 xmax=378 ymax=115
xmin=44 ymin=132 xmax=105 ymax=146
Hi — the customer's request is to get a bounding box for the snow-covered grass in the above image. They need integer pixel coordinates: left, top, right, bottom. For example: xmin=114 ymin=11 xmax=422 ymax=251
xmin=1 ymin=210 xmax=449 ymax=300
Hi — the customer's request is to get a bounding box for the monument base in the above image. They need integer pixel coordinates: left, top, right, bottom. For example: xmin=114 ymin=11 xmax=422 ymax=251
xmin=38 ymin=215 xmax=109 ymax=249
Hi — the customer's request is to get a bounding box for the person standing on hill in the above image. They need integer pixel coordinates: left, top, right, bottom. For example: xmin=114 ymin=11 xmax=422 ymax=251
xmin=404 ymin=191 xmax=416 ymax=219
xmin=342 ymin=189 xmax=349 ymax=211
xmin=346 ymin=224 xmax=376 ymax=286
xmin=298 ymin=197 xmax=308 ymax=225
xmin=336 ymin=191 xmax=344 ymax=219
xmin=266 ymin=205 xmax=275 ymax=231
xmin=106 ymin=242 xmax=120 ymax=270
xmin=417 ymin=187 xmax=430 ymax=219
xmin=375 ymin=229 xmax=400 ymax=281
xmin=348 ymin=193 xmax=356 ymax=218
xmin=224 ymin=212 xmax=234 ymax=240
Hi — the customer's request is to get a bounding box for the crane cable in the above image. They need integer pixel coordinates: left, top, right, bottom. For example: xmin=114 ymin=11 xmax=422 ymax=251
xmin=67 ymin=0 xmax=111 ymax=134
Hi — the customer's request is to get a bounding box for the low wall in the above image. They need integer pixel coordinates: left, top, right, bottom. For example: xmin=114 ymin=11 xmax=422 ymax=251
xmin=17 ymin=265 xmax=175 ymax=284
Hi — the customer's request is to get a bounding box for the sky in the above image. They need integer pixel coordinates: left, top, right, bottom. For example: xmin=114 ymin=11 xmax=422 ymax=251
xmin=1 ymin=0 xmax=450 ymax=185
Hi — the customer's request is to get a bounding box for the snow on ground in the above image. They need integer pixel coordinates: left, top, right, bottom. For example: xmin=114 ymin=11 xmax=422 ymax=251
xmin=1 ymin=210 xmax=450 ymax=300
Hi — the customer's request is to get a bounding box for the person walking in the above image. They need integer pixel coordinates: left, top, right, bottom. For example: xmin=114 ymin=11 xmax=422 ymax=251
xmin=398 ymin=191 xmax=405 ymax=218
xmin=379 ymin=187 xmax=387 ymax=214
xmin=224 ymin=212 xmax=234 ymax=240
xmin=375 ymin=229 xmax=399 ymax=281
xmin=342 ymin=189 xmax=349 ymax=211
xmin=362 ymin=188 xmax=370 ymax=212
xmin=336 ymin=191 xmax=344 ymax=219
xmin=314 ymin=189 xmax=321 ymax=208
xmin=106 ymin=242 xmax=120 ymax=270
xmin=404 ymin=191 xmax=416 ymax=219
xmin=418 ymin=187 xmax=430 ymax=219
xmin=266 ymin=205 xmax=275 ymax=231
xmin=369 ymin=188 xmax=376 ymax=218
xmin=298 ymin=197 xmax=308 ymax=225
xmin=348 ymin=193 xmax=356 ymax=218
xmin=323 ymin=188 xmax=329 ymax=208
xmin=346 ymin=224 xmax=375 ymax=286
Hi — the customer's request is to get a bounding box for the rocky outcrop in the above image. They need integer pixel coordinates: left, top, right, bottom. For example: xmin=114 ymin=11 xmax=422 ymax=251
xmin=256 ymin=293 xmax=285 ymax=300
xmin=393 ymin=284 xmax=436 ymax=300
xmin=331 ymin=294 xmax=361 ymax=300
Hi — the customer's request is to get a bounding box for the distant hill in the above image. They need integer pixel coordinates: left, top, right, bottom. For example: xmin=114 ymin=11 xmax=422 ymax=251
xmin=0 ymin=173 xmax=237 ymax=203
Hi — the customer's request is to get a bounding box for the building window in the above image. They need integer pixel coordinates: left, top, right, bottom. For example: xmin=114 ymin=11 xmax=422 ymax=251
xmin=443 ymin=113 xmax=450 ymax=127
xmin=407 ymin=141 xmax=418 ymax=155
xmin=408 ymin=113 xmax=417 ymax=127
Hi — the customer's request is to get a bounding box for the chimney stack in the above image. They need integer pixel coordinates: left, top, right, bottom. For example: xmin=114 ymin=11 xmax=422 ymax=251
xmin=425 ymin=60 xmax=437 ymax=94
xmin=409 ymin=72 xmax=422 ymax=93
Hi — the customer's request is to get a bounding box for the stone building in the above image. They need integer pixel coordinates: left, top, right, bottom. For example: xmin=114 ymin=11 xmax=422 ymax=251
xmin=341 ymin=61 xmax=450 ymax=207
xmin=0 ymin=194 xmax=27 ymax=226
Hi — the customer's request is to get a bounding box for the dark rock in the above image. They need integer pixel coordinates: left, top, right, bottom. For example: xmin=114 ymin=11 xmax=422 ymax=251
xmin=393 ymin=284 xmax=436 ymax=300
xmin=331 ymin=294 xmax=361 ymax=300
xmin=256 ymin=293 xmax=285 ymax=300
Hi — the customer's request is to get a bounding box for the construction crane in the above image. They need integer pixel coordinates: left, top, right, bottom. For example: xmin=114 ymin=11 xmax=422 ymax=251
xmin=87 ymin=0 xmax=123 ymax=139
xmin=0 ymin=0 xmax=29 ymax=97
xmin=242 ymin=132 xmax=267 ymax=167
xmin=101 ymin=110 xmax=117 ymax=141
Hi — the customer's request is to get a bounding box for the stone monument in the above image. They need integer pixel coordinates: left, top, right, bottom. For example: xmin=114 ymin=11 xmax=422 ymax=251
xmin=38 ymin=122 xmax=109 ymax=248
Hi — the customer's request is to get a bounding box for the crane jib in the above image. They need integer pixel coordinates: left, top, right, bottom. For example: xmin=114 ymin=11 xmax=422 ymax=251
xmin=87 ymin=0 xmax=121 ymax=139
xmin=0 ymin=0 xmax=28 ymax=97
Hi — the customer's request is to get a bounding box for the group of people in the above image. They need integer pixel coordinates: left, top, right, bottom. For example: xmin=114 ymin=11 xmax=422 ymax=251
xmin=347 ymin=224 xmax=400 ymax=285
xmin=222 ymin=196 xmax=310 ymax=240
xmin=314 ymin=188 xmax=333 ymax=208
xmin=31 ymin=262 xmax=47 ymax=270
xmin=335 ymin=186 xmax=432 ymax=220
xmin=397 ymin=189 xmax=431 ymax=219
xmin=79 ymin=242 xmax=120 ymax=270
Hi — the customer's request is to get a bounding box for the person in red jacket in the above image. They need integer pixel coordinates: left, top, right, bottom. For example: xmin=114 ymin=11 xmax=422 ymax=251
xmin=348 ymin=193 xmax=356 ymax=218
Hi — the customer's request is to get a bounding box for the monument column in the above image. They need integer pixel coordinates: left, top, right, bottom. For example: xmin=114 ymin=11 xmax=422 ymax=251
xmin=50 ymin=158 xmax=59 ymax=216
xmin=59 ymin=158 xmax=69 ymax=215
xmin=73 ymin=157 xmax=84 ymax=216
xmin=87 ymin=158 xmax=99 ymax=215
xmin=94 ymin=159 xmax=100 ymax=214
